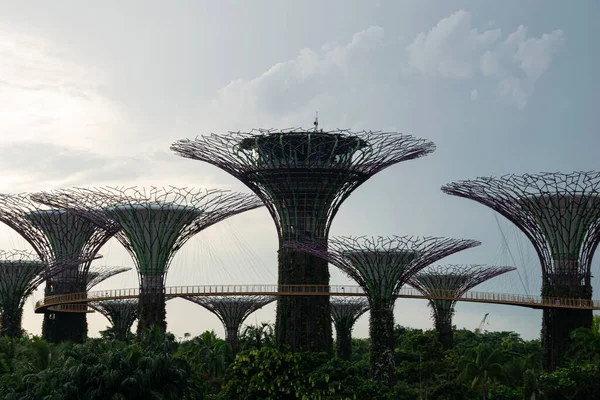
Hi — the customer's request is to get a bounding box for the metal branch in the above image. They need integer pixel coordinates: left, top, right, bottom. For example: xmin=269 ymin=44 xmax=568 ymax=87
xmin=441 ymin=172 xmax=600 ymax=279
xmin=331 ymin=297 xmax=370 ymax=326
xmin=285 ymin=236 xmax=481 ymax=303
xmin=32 ymin=186 xmax=264 ymax=281
xmin=86 ymin=265 xmax=132 ymax=291
xmin=0 ymin=193 xmax=114 ymax=291
xmin=183 ymin=295 xmax=275 ymax=348
xmin=171 ymin=129 xmax=435 ymax=243
xmin=409 ymin=264 xmax=516 ymax=299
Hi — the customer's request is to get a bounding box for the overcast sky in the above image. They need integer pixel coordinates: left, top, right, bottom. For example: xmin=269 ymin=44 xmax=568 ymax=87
xmin=0 ymin=1 xmax=599 ymax=341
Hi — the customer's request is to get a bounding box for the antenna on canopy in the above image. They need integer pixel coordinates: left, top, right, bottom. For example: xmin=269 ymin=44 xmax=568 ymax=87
xmin=313 ymin=111 xmax=319 ymax=132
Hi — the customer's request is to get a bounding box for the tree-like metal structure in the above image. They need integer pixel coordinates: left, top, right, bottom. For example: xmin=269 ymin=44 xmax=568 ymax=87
xmin=442 ymin=172 xmax=600 ymax=369
xmin=183 ymin=295 xmax=275 ymax=350
xmin=330 ymin=297 xmax=369 ymax=360
xmin=85 ymin=265 xmax=131 ymax=290
xmin=408 ymin=264 xmax=515 ymax=350
xmin=0 ymin=250 xmax=46 ymax=337
xmin=285 ymin=235 xmax=480 ymax=385
xmin=89 ymin=299 xmax=138 ymax=341
xmin=171 ymin=127 xmax=436 ymax=352
xmin=33 ymin=186 xmax=264 ymax=335
xmin=0 ymin=194 xmax=112 ymax=342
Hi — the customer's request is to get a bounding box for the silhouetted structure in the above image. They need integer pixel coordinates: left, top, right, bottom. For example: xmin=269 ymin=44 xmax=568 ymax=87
xmin=90 ymin=299 xmax=138 ymax=341
xmin=183 ymin=295 xmax=275 ymax=350
xmin=85 ymin=265 xmax=131 ymax=290
xmin=33 ymin=186 xmax=263 ymax=335
xmin=408 ymin=264 xmax=515 ymax=350
xmin=0 ymin=250 xmax=46 ymax=337
xmin=442 ymin=171 xmax=600 ymax=370
xmin=330 ymin=297 xmax=369 ymax=360
xmin=285 ymin=235 xmax=480 ymax=385
xmin=172 ymin=127 xmax=436 ymax=352
xmin=0 ymin=194 xmax=110 ymax=342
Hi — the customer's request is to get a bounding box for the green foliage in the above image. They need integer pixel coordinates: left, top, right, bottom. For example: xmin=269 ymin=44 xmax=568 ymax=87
xmin=219 ymin=347 xmax=390 ymax=399
xmin=538 ymin=363 xmax=600 ymax=400
xmin=2 ymin=322 xmax=595 ymax=400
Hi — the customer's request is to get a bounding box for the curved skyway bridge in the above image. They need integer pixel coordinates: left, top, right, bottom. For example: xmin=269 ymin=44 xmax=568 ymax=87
xmin=34 ymin=284 xmax=600 ymax=313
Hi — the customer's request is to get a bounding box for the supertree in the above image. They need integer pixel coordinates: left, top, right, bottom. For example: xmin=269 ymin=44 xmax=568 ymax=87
xmin=442 ymin=172 xmax=600 ymax=369
xmin=0 ymin=194 xmax=113 ymax=342
xmin=183 ymin=295 xmax=276 ymax=350
xmin=408 ymin=264 xmax=515 ymax=350
xmin=171 ymin=126 xmax=436 ymax=352
xmin=89 ymin=299 xmax=138 ymax=341
xmin=33 ymin=186 xmax=264 ymax=335
xmin=285 ymin=235 xmax=480 ymax=385
xmin=0 ymin=250 xmax=46 ymax=337
xmin=330 ymin=297 xmax=369 ymax=360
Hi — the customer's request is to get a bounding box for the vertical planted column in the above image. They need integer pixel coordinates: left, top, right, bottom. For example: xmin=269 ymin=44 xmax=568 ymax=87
xmin=0 ymin=250 xmax=44 ymax=337
xmin=90 ymin=299 xmax=139 ymax=341
xmin=330 ymin=297 xmax=369 ymax=360
xmin=408 ymin=264 xmax=515 ymax=350
xmin=172 ymin=127 xmax=436 ymax=352
xmin=34 ymin=186 xmax=264 ymax=336
xmin=0 ymin=194 xmax=110 ymax=343
xmin=183 ymin=295 xmax=275 ymax=351
xmin=285 ymin=235 xmax=480 ymax=385
xmin=442 ymin=172 xmax=600 ymax=369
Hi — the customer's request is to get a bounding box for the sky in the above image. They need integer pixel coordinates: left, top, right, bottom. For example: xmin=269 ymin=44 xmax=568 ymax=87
xmin=0 ymin=0 xmax=599 ymax=341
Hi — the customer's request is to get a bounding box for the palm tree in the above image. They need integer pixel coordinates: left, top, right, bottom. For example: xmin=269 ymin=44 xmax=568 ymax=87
xmin=457 ymin=344 xmax=505 ymax=400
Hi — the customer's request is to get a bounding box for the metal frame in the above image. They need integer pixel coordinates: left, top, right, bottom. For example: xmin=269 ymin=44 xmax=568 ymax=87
xmin=171 ymin=129 xmax=436 ymax=244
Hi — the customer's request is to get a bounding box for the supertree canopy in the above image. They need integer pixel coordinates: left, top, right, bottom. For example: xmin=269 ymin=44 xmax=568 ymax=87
xmin=285 ymin=235 xmax=480 ymax=385
xmin=33 ymin=186 xmax=264 ymax=335
xmin=85 ymin=265 xmax=131 ymax=290
xmin=0 ymin=250 xmax=46 ymax=337
xmin=442 ymin=171 xmax=600 ymax=369
xmin=330 ymin=297 xmax=369 ymax=360
xmin=171 ymin=127 xmax=436 ymax=352
xmin=0 ymin=194 xmax=111 ymax=343
xmin=183 ymin=295 xmax=275 ymax=350
xmin=408 ymin=264 xmax=515 ymax=350
xmin=89 ymin=299 xmax=138 ymax=341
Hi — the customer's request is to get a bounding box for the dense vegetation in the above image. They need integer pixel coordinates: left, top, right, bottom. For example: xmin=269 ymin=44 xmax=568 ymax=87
xmin=1 ymin=320 xmax=599 ymax=399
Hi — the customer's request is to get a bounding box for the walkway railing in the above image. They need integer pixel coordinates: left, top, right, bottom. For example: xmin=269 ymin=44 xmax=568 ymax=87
xmin=34 ymin=284 xmax=600 ymax=312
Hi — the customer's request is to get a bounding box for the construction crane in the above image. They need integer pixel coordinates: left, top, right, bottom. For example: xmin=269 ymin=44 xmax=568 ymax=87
xmin=475 ymin=313 xmax=489 ymax=334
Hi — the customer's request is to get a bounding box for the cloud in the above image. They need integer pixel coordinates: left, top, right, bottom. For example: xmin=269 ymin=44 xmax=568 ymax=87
xmin=405 ymin=11 xmax=564 ymax=109
xmin=0 ymin=24 xmax=138 ymax=158
xmin=190 ymin=10 xmax=564 ymax=131
xmin=191 ymin=25 xmax=398 ymax=132
xmin=406 ymin=10 xmax=501 ymax=79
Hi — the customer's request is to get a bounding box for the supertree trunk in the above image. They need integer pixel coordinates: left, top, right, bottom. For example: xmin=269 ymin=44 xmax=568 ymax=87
xmin=0 ymin=300 xmax=24 ymax=337
xmin=43 ymin=312 xmax=88 ymax=343
xmin=369 ymin=300 xmax=395 ymax=386
xmin=336 ymin=325 xmax=353 ymax=360
xmin=434 ymin=309 xmax=453 ymax=351
xmin=226 ymin=326 xmax=239 ymax=350
xmin=137 ymin=274 xmax=166 ymax=335
xmin=542 ymin=274 xmax=592 ymax=370
xmin=275 ymin=247 xmax=332 ymax=353
xmin=42 ymin=280 xmax=89 ymax=343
